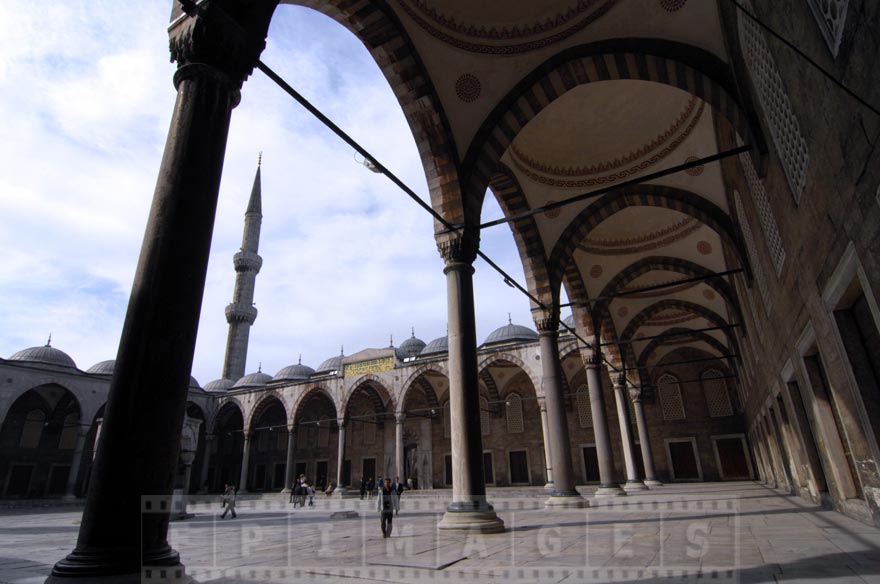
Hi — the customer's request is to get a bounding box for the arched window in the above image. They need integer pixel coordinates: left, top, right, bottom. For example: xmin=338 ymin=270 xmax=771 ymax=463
xmin=20 ymin=410 xmax=45 ymax=448
xmin=658 ymin=374 xmax=686 ymax=421
xmin=576 ymin=384 xmax=593 ymax=428
xmin=58 ymin=412 xmax=79 ymax=450
xmin=479 ymin=396 xmax=490 ymax=436
xmin=506 ymin=393 xmax=524 ymax=434
xmin=443 ymin=400 xmax=451 ymax=439
xmin=702 ymin=369 xmax=733 ymax=418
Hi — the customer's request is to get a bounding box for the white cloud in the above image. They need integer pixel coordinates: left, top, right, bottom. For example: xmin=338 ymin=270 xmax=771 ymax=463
xmin=0 ymin=1 xmax=538 ymax=386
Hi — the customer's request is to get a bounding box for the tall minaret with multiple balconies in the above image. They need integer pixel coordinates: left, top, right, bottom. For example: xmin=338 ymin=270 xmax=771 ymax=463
xmin=222 ymin=154 xmax=263 ymax=381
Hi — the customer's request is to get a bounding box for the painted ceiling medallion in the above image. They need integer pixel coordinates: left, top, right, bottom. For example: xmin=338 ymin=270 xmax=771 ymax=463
xmin=703 ymin=289 xmax=717 ymax=300
xmin=511 ymin=100 xmax=704 ymax=189
xmin=617 ymin=306 xmax=629 ymax=318
xmin=590 ymin=265 xmax=603 ymax=278
xmin=580 ymin=216 xmax=702 ymax=256
xmin=697 ymin=240 xmax=712 ymax=255
xmin=455 ymin=73 xmax=481 ymax=102
xmin=396 ymin=0 xmax=619 ymax=55
xmin=684 ymin=155 xmax=705 ymax=176
xmin=543 ymin=200 xmax=561 ymax=219
xmin=660 ymin=0 xmax=689 ymax=12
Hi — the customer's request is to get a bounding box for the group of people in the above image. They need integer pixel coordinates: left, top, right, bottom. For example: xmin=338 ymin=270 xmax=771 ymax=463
xmin=289 ymin=474 xmax=315 ymax=508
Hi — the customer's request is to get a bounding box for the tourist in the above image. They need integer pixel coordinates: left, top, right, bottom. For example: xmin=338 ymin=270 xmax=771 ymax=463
xmin=366 ymin=477 xmax=375 ymax=500
xmin=359 ymin=477 xmax=367 ymax=500
xmin=220 ymin=484 xmax=237 ymax=519
xmin=307 ymin=482 xmax=316 ymax=507
xmin=392 ymin=476 xmax=405 ymax=515
xmin=324 ymin=482 xmax=335 ymax=497
xmin=376 ymin=478 xmax=399 ymax=538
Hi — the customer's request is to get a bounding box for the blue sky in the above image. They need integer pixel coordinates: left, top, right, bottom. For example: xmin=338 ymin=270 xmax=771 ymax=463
xmin=0 ymin=1 xmax=542 ymax=384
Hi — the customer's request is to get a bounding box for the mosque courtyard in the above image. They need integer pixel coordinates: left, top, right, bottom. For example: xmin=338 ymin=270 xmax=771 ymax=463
xmin=1 ymin=482 xmax=879 ymax=584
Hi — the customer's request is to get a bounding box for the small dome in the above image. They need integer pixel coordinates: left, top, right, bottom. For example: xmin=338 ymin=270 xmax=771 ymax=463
xmin=10 ymin=340 xmax=77 ymax=369
xmin=204 ymin=378 xmax=235 ymax=392
xmin=560 ymin=315 xmax=575 ymax=334
xmin=398 ymin=331 xmax=426 ymax=359
xmin=419 ymin=336 xmax=448 ymax=357
xmin=315 ymin=352 xmax=343 ymax=374
xmin=87 ymin=359 xmax=116 ymax=375
xmin=483 ymin=321 xmax=539 ymax=346
xmin=274 ymin=358 xmax=315 ymax=381
xmin=232 ymin=369 xmax=273 ymax=389
xmin=189 ymin=375 xmax=201 ymax=389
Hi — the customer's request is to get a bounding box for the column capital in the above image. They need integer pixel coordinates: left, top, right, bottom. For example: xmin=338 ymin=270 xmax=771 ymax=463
xmin=168 ymin=0 xmax=277 ymax=89
xmin=614 ymin=371 xmax=628 ymax=390
xmin=627 ymin=385 xmax=644 ymax=403
xmin=395 ymin=412 xmax=406 ymax=424
xmin=581 ymin=349 xmax=603 ymax=369
xmin=436 ymin=232 xmax=478 ymax=267
xmin=533 ymin=308 xmax=559 ymax=334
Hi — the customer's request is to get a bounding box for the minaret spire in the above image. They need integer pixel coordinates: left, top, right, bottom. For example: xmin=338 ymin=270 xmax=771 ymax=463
xmin=222 ymin=155 xmax=264 ymax=381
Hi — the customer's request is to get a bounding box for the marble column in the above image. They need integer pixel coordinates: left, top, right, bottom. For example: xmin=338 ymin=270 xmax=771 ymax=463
xmin=282 ymin=428 xmax=296 ymax=493
xmin=537 ymin=314 xmax=586 ymax=508
xmin=197 ymin=435 xmax=214 ymax=493
xmin=62 ymin=429 xmax=89 ymax=500
xmin=538 ymin=399 xmax=554 ymax=492
xmin=395 ymin=413 xmax=405 ymax=481
xmin=336 ymin=421 xmax=348 ymax=493
xmin=584 ymin=351 xmax=625 ymax=496
xmin=47 ymin=5 xmax=277 ymax=580
xmin=436 ymin=235 xmax=504 ymax=533
xmin=614 ymin=373 xmax=647 ymax=492
xmin=238 ymin=433 xmax=251 ymax=493
xmin=628 ymin=386 xmax=662 ymax=487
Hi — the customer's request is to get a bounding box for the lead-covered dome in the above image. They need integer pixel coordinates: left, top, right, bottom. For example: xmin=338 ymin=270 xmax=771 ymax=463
xmin=419 ymin=336 xmax=448 ymax=357
xmin=87 ymin=359 xmax=116 ymax=375
xmin=204 ymin=378 xmax=235 ymax=392
xmin=398 ymin=331 xmax=426 ymax=359
xmin=274 ymin=358 xmax=315 ymax=381
xmin=231 ymin=369 xmax=272 ymax=389
xmin=482 ymin=320 xmax=538 ymax=346
xmin=10 ymin=340 xmax=77 ymax=369
xmin=315 ymin=351 xmax=343 ymax=374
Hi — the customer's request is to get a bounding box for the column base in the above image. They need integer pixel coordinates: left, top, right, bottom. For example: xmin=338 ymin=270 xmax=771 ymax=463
xmin=46 ymin=566 xmax=194 ymax=584
xmin=593 ymin=485 xmax=626 ymax=497
xmin=438 ymin=502 xmax=505 ymax=533
xmin=334 ymin=487 xmax=361 ymax=498
xmin=48 ymin=546 xmax=185 ymax=583
xmin=280 ymin=488 xmax=292 ymax=494
xmin=622 ymin=480 xmax=648 ymax=492
xmin=544 ymin=491 xmax=588 ymax=509
xmin=643 ymin=479 xmax=663 ymax=488
xmin=543 ymin=482 xmax=555 ymax=493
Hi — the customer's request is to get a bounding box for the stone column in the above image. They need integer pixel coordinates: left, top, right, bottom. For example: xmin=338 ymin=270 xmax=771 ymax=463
xmin=436 ymin=235 xmax=504 ymax=533
xmin=239 ymin=433 xmax=251 ymax=493
xmin=536 ymin=314 xmax=586 ymax=508
xmin=584 ymin=351 xmax=625 ymax=496
xmin=614 ymin=373 xmax=647 ymax=492
xmin=395 ymin=413 xmax=405 ymax=480
xmin=538 ymin=399 xmax=554 ymax=492
xmin=628 ymin=386 xmax=661 ymax=487
xmin=282 ymin=428 xmax=296 ymax=493
xmin=62 ymin=429 xmax=89 ymax=500
xmin=197 ymin=434 xmax=214 ymax=493
xmin=335 ymin=421 xmax=348 ymax=493
xmin=47 ymin=5 xmax=277 ymax=581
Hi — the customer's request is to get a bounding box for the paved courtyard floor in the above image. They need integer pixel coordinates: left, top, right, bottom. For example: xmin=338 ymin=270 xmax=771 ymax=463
xmin=1 ymin=482 xmax=879 ymax=583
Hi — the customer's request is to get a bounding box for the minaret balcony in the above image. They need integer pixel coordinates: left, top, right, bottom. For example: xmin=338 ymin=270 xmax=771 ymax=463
xmin=233 ymin=250 xmax=263 ymax=273
xmin=225 ymin=303 xmax=258 ymax=323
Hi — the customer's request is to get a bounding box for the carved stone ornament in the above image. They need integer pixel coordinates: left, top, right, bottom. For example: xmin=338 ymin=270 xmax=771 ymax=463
xmin=627 ymin=385 xmax=643 ymax=403
xmin=436 ymin=232 xmax=479 ymax=266
xmin=169 ymin=0 xmax=278 ymax=88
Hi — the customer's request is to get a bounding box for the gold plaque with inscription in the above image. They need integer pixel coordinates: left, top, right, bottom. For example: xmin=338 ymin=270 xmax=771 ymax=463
xmin=343 ymin=356 xmax=395 ymax=377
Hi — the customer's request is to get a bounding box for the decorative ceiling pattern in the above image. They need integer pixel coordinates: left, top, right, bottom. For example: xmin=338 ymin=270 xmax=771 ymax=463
xmin=579 ymin=216 xmax=701 ymax=256
xmin=642 ymin=310 xmax=700 ymax=327
xmin=395 ymin=0 xmax=619 ymax=55
xmin=510 ymin=99 xmax=704 ymax=189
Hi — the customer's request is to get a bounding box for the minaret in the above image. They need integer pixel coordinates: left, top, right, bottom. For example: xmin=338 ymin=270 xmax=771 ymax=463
xmin=222 ymin=154 xmax=263 ymax=381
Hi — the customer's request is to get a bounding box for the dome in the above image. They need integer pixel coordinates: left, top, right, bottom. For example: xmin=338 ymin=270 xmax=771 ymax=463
xmin=189 ymin=375 xmax=201 ymax=389
xmin=315 ymin=351 xmax=343 ymax=374
xmin=87 ymin=359 xmax=116 ymax=375
xmin=398 ymin=331 xmax=426 ymax=359
xmin=10 ymin=340 xmax=77 ymax=369
xmin=274 ymin=358 xmax=315 ymax=381
xmin=231 ymin=369 xmax=273 ymax=389
xmin=483 ymin=321 xmax=539 ymax=346
xmin=560 ymin=315 xmax=575 ymax=334
xmin=204 ymin=378 xmax=235 ymax=392
xmin=419 ymin=336 xmax=448 ymax=357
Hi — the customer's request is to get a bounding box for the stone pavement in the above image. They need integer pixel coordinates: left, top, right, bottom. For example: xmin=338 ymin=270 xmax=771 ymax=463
xmin=1 ymin=482 xmax=879 ymax=583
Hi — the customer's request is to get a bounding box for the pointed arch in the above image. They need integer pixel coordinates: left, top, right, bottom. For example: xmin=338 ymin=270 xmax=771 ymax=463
xmin=343 ymin=375 xmax=394 ymax=418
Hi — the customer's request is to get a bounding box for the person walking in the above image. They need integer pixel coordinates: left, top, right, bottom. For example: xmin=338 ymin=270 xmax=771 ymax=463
xmin=220 ymin=484 xmax=237 ymax=519
xmin=359 ymin=477 xmax=367 ymax=500
xmin=392 ymin=476 xmax=405 ymax=515
xmin=376 ymin=478 xmax=399 ymax=538
xmin=366 ymin=477 xmax=375 ymax=500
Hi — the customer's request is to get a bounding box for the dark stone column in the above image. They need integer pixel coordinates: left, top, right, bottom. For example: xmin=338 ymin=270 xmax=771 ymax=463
xmin=238 ymin=433 xmax=252 ymax=493
xmin=583 ymin=351 xmax=625 ymax=497
xmin=282 ymin=428 xmax=296 ymax=493
xmin=614 ymin=373 xmax=647 ymax=492
xmin=536 ymin=313 xmax=586 ymax=508
xmin=197 ymin=434 xmax=214 ymax=493
xmin=628 ymin=386 xmax=661 ymax=487
xmin=48 ymin=4 xmax=277 ymax=581
xmin=436 ymin=235 xmax=504 ymax=533
xmin=62 ymin=429 xmax=89 ymax=500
